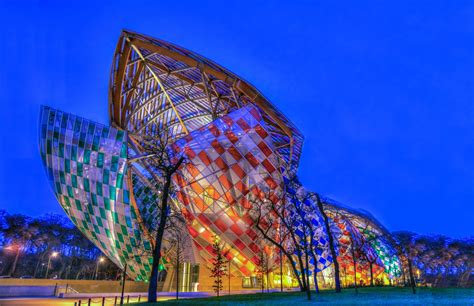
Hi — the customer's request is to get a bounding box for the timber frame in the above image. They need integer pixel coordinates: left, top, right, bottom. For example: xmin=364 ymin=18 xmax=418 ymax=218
xmin=109 ymin=30 xmax=303 ymax=169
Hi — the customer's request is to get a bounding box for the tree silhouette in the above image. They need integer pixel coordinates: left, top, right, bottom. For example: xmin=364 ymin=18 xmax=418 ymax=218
xmin=210 ymin=236 xmax=227 ymax=297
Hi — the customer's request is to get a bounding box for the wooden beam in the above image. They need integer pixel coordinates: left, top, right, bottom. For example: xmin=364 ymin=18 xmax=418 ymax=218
xmin=112 ymin=37 xmax=132 ymax=127
xmin=129 ymin=36 xmax=293 ymax=140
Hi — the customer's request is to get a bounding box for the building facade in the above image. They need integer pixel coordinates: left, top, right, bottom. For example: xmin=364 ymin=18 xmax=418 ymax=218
xmin=39 ymin=30 xmax=401 ymax=291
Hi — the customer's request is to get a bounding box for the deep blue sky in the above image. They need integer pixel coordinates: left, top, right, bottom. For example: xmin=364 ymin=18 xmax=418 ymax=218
xmin=0 ymin=1 xmax=472 ymax=237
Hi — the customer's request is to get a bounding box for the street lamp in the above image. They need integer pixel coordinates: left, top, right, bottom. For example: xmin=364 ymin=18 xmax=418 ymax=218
xmin=94 ymin=257 xmax=105 ymax=280
xmin=45 ymin=251 xmax=58 ymax=279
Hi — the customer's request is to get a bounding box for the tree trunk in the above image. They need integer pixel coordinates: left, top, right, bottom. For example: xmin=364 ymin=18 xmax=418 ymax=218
xmin=309 ymin=248 xmax=320 ymax=294
xmin=304 ymin=243 xmax=311 ymax=300
xmin=254 ymin=221 xmax=305 ymax=291
xmin=266 ymin=268 xmax=269 ymax=293
xmin=459 ymin=263 xmax=472 ymax=287
xmin=289 ymin=233 xmax=307 ymax=291
xmin=400 ymin=262 xmax=407 ymax=286
xmin=9 ymin=247 xmax=21 ymax=277
xmin=148 ymin=172 xmax=172 ymax=302
xmin=315 ymin=194 xmax=341 ymax=292
xmin=352 ymin=254 xmax=359 ymax=293
xmin=343 ymin=267 xmax=347 ymax=288
xmin=351 ymin=244 xmax=358 ymax=294
xmin=369 ymin=261 xmax=374 ymax=287
xmin=407 ymin=257 xmax=416 ymax=294
xmin=33 ymin=253 xmax=44 ymax=278
xmin=313 ymin=268 xmax=319 ymax=294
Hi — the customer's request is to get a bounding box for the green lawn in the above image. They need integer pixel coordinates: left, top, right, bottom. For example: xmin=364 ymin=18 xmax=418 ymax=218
xmin=136 ymin=287 xmax=474 ymax=305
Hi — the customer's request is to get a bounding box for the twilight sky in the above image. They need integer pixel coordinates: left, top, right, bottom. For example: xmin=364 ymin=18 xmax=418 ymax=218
xmin=0 ymin=1 xmax=472 ymax=237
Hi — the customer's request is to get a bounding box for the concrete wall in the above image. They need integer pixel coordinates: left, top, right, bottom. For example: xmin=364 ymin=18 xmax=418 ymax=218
xmin=0 ymin=279 xmax=162 ymax=297
xmin=0 ymin=285 xmax=56 ymax=297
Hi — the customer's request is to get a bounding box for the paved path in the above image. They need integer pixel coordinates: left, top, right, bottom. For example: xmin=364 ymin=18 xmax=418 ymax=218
xmin=0 ymin=292 xmax=212 ymax=305
xmin=0 ymin=289 xmax=293 ymax=305
xmin=0 ymin=295 xmax=169 ymax=305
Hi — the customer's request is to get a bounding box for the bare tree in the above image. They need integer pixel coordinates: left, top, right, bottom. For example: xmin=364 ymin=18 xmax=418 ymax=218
xmin=256 ymin=249 xmax=266 ymax=293
xmin=300 ymin=196 xmax=325 ymax=294
xmin=313 ymin=194 xmax=342 ymax=293
xmin=392 ymin=231 xmax=417 ymax=294
xmin=210 ymin=236 xmax=227 ymax=297
xmin=355 ymin=224 xmax=379 ymax=287
xmin=164 ymin=214 xmax=187 ymax=300
xmin=128 ymin=131 xmax=186 ymax=302
xmin=348 ymin=230 xmax=361 ymax=294
xmin=248 ymin=191 xmax=306 ymax=292
xmin=287 ymin=187 xmax=315 ymax=300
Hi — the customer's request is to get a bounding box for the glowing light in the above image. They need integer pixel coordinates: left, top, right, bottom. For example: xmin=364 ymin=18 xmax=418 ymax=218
xmin=51 ymin=251 xmax=59 ymax=257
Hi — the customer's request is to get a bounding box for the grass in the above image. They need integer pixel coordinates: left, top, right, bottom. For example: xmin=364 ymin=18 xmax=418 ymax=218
xmin=135 ymin=287 xmax=474 ymax=305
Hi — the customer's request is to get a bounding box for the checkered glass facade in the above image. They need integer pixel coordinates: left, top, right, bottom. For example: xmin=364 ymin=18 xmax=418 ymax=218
xmin=39 ymin=105 xmax=402 ymax=283
xmin=39 ymin=106 xmax=153 ymax=280
xmin=171 ymin=105 xmax=284 ymax=276
xmin=284 ymin=177 xmax=333 ymax=273
xmin=329 ymin=213 xmax=402 ymax=281
xmin=360 ymin=228 xmax=402 ymax=278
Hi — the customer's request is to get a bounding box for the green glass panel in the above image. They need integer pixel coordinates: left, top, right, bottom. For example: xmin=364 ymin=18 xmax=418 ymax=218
xmin=104 ymin=198 xmax=110 ymax=211
xmin=46 ymin=139 xmax=52 ymax=154
xmin=109 ymin=186 xmax=116 ymax=200
xmin=116 ymin=173 xmax=123 ymax=188
xmin=120 ymin=144 xmax=127 ymax=158
xmin=99 ymin=207 xmax=106 ymax=219
xmin=83 ymin=178 xmax=90 ymax=192
xmin=59 ymin=171 xmax=65 ymax=184
xmin=96 ymin=216 xmax=103 ymax=227
xmin=92 ymin=135 xmax=100 ymax=151
xmin=116 ymin=130 xmax=124 ymax=141
xmin=87 ymin=203 xmax=94 ymax=215
xmin=97 ymin=152 xmax=104 ymax=168
xmin=77 ymin=162 xmax=83 ymax=177
xmin=64 ymin=159 xmax=70 ymax=173
xmin=63 ymin=197 xmax=70 ymax=207
xmin=71 ymin=146 xmax=77 ymax=161
xmin=91 ymin=194 xmax=97 ymax=206
xmin=96 ymin=182 xmax=102 ymax=196
xmin=111 ymin=156 xmax=119 ymax=172
xmin=75 ymin=199 xmax=82 ymax=211
xmin=55 ymin=182 xmax=62 ymax=194
xmin=67 ymin=186 xmax=74 ymax=197
xmin=84 ymin=150 xmax=90 ymax=164
xmin=59 ymin=143 xmax=64 ymax=158
xmin=103 ymin=169 xmax=109 ymax=185
xmin=105 ymin=228 xmax=111 ymax=238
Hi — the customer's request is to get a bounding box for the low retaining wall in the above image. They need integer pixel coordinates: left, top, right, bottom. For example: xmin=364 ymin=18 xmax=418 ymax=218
xmin=0 ymin=279 xmax=162 ymax=297
xmin=0 ymin=285 xmax=56 ymax=297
